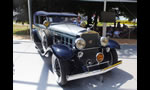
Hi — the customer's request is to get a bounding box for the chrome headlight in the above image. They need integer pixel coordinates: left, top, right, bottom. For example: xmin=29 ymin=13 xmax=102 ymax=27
xmin=75 ymin=38 xmax=86 ymax=50
xmin=100 ymin=37 xmax=109 ymax=46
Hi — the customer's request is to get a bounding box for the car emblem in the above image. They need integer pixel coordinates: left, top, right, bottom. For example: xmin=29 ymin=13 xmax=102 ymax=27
xmin=88 ymin=40 xmax=93 ymax=44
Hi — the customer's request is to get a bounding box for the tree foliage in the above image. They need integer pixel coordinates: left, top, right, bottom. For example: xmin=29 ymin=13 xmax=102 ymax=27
xmin=13 ymin=0 xmax=137 ymax=23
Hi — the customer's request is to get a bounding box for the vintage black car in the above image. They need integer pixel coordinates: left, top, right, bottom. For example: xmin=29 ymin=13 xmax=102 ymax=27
xmin=32 ymin=11 xmax=122 ymax=86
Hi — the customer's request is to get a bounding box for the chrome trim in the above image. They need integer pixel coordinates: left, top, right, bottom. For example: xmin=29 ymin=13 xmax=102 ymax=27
xmin=77 ymin=51 xmax=84 ymax=59
xmin=86 ymin=61 xmax=109 ymax=68
xmin=66 ymin=61 xmax=122 ymax=81
xmin=106 ymin=47 xmax=110 ymax=52
xmin=81 ymin=47 xmax=100 ymax=50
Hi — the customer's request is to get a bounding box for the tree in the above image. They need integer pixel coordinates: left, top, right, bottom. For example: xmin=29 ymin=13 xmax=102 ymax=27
xmin=107 ymin=2 xmax=137 ymax=21
xmin=13 ymin=0 xmax=137 ymax=24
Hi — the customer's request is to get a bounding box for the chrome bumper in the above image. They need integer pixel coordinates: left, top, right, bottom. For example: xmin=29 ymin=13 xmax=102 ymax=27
xmin=66 ymin=61 xmax=122 ymax=81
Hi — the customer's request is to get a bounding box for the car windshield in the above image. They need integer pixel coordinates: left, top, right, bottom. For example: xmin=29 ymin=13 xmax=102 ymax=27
xmin=48 ymin=16 xmax=77 ymax=23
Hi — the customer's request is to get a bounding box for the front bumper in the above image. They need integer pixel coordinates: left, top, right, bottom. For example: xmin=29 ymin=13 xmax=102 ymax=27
xmin=66 ymin=60 xmax=122 ymax=81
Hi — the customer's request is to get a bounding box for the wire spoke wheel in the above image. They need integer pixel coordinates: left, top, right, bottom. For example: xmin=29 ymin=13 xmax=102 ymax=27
xmin=54 ymin=58 xmax=61 ymax=78
xmin=52 ymin=54 xmax=67 ymax=86
xmin=103 ymin=49 xmax=118 ymax=66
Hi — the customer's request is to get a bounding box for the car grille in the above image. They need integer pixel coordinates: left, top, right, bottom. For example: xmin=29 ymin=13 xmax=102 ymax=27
xmin=78 ymin=48 xmax=111 ymax=67
xmin=81 ymin=33 xmax=100 ymax=48
xmin=79 ymin=48 xmax=99 ymax=66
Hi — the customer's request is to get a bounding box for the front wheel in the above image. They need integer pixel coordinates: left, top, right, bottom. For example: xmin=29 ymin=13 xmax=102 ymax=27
xmin=110 ymin=48 xmax=118 ymax=65
xmin=52 ymin=54 xmax=68 ymax=86
xmin=103 ymin=48 xmax=118 ymax=66
xmin=103 ymin=48 xmax=118 ymax=73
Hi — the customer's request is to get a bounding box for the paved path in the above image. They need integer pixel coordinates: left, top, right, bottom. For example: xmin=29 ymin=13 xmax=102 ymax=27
xmin=13 ymin=39 xmax=137 ymax=90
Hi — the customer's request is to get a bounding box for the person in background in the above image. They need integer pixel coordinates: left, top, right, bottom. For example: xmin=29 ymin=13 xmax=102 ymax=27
xmin=73 ymin=16 xmax=82 ymax=26
xmin=113 ymin=28 xmax=120 ymax=38
xmin=106 ymin=26 xmax=113 ymax=37
xmin=123 ymin=23 xmax=128 ymax=31
xmin=117 ymin=22 xmax=121 ymax=29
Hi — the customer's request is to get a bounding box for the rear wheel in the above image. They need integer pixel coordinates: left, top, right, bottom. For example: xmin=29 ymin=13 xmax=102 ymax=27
xmin=52 ymin=54 xmax=68 ymax=86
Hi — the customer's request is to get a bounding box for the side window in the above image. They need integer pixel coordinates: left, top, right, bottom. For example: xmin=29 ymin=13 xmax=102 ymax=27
xmin=48 ymin=17 xmax=53 ymax=22
xmin=40 ymin=16 xmax=46 ymax=24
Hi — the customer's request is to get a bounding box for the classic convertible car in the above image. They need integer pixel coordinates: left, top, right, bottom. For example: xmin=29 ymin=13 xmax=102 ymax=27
xmin=32 ymin=11 xmax=122 ymax=86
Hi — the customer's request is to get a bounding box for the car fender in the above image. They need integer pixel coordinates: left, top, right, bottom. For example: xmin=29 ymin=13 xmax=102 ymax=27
xmin=51 ymin=44 xmax=74 ymax=61
xmin=32 ymin=28 xmax=41 ymax=44
xmin=107 ymin=39 xmax=120 ymax=49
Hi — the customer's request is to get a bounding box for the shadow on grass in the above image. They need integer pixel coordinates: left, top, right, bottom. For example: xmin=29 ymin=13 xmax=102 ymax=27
xmin=13 ymin=29 xmax=30 ymax=35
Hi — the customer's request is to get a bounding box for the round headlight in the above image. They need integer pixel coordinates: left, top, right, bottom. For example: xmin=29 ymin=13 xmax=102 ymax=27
xmin=100 ymin=37 xmax=109 ymax=46
xmin=75 ymin=38 xmax=86 ymax=50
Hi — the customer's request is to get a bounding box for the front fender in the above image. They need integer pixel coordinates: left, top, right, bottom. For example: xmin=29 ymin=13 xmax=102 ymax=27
xmin=51 ymin=44 xmax=74 ymax=60
xmin=32 ymin=28 xmax=41 ymax=45
xmin=107 ymin=39 xmax=120 ymax=49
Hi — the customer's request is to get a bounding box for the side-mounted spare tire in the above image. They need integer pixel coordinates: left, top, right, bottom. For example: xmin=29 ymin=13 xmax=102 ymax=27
xmin=42 ymin=30 xmax=53 ymax=46
xmin=41 ymin=30 xmax=53 ymax=52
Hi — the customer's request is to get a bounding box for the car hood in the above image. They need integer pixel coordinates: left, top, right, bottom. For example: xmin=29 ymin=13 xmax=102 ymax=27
xmin=49 ymin=23 xmax=86 ymax=36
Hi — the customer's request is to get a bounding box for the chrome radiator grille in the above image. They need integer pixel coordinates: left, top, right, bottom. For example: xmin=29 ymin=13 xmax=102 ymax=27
xmin=79 ymin=48 xmax=99 ymax=66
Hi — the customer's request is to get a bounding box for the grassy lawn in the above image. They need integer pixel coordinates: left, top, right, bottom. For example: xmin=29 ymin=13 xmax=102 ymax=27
xmin=13 ymin=24 xmax=30 ymax=35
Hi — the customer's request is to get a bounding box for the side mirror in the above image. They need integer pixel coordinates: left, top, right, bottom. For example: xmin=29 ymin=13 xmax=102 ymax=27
xmin=43 ymin=20 xmax=50 ymax=28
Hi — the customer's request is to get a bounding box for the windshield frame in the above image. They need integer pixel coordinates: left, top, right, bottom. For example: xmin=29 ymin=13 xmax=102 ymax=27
xmin=47 ymin=15 xmax=78 ymax=23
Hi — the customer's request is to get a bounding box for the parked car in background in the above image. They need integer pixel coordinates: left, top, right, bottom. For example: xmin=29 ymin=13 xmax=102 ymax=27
xmin=32 ymin=11 xmax=122 ymax=86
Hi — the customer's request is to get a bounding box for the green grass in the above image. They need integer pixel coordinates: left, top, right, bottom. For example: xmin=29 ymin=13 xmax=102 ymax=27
xmin=13 ymin=24 xmax=30 ymax=35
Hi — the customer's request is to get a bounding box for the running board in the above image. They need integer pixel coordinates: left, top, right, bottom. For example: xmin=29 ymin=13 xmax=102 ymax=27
xmin=66 ymin=61 xmax=122 ymax=81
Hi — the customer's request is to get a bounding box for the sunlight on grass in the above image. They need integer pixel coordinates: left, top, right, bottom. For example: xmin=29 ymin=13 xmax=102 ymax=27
xmin=13 ymin=24 xmax=30 ymax=35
